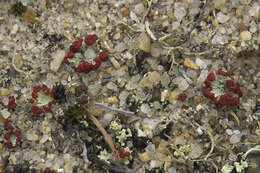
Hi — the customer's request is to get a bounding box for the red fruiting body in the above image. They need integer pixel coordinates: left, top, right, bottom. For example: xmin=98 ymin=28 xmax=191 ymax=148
xmin=207 ymin=72 xmax=215 ymax=81
xmin=204 ymin=79 xmax=211 ymax=87
xmin=8 ymin=96 xmax=17 ymax=110
xmin=99 ymin=51 xmax=108 ymax=61
xmin=30 ymin=86 xmax=55 ymax=114
xmin=70 ymin=39 xmax=83 ymax=53
xmin=43 ymin=168 xmax=57 ymax=173
xmin=3 ymin=120 xmax=22 ymax=149
xmin=64 ymin=34 xmax=108 ymax=73
xmin=181 ymin=105 xmax=189 ymax=110
xmin=4 ymin=120 xmax=14 ymax=131
xmin=85 ymin=34 xmax=98 ymax=46
xmin=118 ymin=148 xmax=131 ymax=159
xmin=203 ymin=70 xmax=242 ymax=108
xmin=177 ymin=93 xmax=187 ymax=102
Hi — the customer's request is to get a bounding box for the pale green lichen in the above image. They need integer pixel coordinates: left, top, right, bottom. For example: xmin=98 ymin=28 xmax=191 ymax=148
xmin=110 ymin=120 xmax=122 ymax=131
xmin=234 ymin=160 xmax=248 ymax=173
xmin=211 ymin=75 xmax=230 ymax=98
xmin=173 ymin=144 xmax=190 ymax=160
xmin=98 ymin=149 xmax=113 ymax=161
xmin=221 ymin=164 xmax=234 ymax=173
xmin=116 ymin=128 xmax=132 ymax=146
xmin=36 ymin=90 xmax=52 ymax=107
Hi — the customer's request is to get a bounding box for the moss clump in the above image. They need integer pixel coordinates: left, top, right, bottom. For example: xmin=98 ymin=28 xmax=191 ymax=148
xmin=11 ymin=2 xmax=27 ymax=16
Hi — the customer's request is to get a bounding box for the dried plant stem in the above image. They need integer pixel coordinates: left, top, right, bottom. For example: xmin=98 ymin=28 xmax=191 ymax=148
xmin=83 ymin=106 xmax=120 ymax=163
xmin=230 ymin=111 xmax=240 ymax=126
xmin=242 ymin=145 xmax=260 ymax=159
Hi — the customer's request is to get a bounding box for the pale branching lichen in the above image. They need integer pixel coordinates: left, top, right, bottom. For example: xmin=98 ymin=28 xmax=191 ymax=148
xmin=116 ymin=128 xmax=132 ymax=146
xmin=98 ymin=149 xmax=113 ymax=161
xmin=110 ymin=120 xmax=122 ymax=131
xmin=221 ymin=164 xmax=234 ymax=173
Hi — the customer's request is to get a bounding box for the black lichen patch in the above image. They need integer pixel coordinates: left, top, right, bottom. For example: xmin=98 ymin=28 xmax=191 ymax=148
xmin=53 ymin=84 xmax=66 ymax=104
xmin=158 ymin=121 xmax=173 ymax=140
xmin=11 ymin=2 xmax=27 ymax=16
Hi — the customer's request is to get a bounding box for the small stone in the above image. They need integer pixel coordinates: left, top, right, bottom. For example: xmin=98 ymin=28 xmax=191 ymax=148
xmin=139 ymin=152 xmax=151 ymax=162
xmin=150 ymin=43 xmax=162 ymax=58
xmin=229 ymin=134 xmax=241 ymax=144
xmin=13 ymin=55 xmax=24 ymax=70
xmin=106 ymin=82 xmax=118 ymax=92
xmin=104 ymin=96 xmax=118 ymax=104
xmin=23 ymin=9 xmax=36 ymax=23
xmin=26 ymin=129 xmax=39 ymax=141
xmin=167 ymin=11 xmax=174 ymax=19
xmin=216 ymin=12 xmax=230 ymax=23
xmin=121 ymin=9 xmax=130 ymax=17
xmin=10 ymin=24 xmax=19 ymax=35
xmin=226 ymin=129 xmax=233 ymax=135
xmin=228 ymin=153 xmax=237 ymax=161
xmin=138 ymin=32 xmax=151 ymax=53
xmin=110 ymin=57 xmax=120 ymax=69
xmin=172 ymin=77 xmax=189 ymax=91
xmin=0 ymin=114 xmax=5 ymax=122
xmin=140 ymin=103 xmax=152 ymax=116
xmin=169 ymin=90 xmax=182 ymax=101
xmin=0 ymin=109 xmax=10 ymax=119
xmin=161 ymin=89 xmax=169 ymax=102
xmin=113 ymin=32 xmax=121 ymax=40
xmin=197 ymin=69 xmax=208 ymax=85
xmin=236 ymin=8 xmax=243 ymax=17
xmin=1 ymin=88 xmax=10 ymax=96
xmin=195 ymin=58 xmax=207 ymax=69
xmin=161 ymin=72 xmax=170 ymax=88
xmin=188 ymin=142 xmax=203 ymax=159
xmin=196 ymin=127 xmax=203 ymax=135
xmin=0 ymin=163 xmax=3 ymax=173
xmin=212 ymin=34 xmax=228 ymax=45
xmin=139 ymin=71 xmax=161 ymax=88
xmin=134 ymin=3 xmax=145 ymax=15
xmin=174 ymin=7 xmax=187 ymax=21
xmin=184 ymin=58 xmax=199 ymax=70
xmin=115 ymin=42 xmax=127 ymax=52
xmin=130 ymin=11 xmax=139 ymax=22
xmin=193 ymin=96 xmax=203 ymax=104
xmin=213 ymin=0 xmax=226 ymax=9
xmin=167 ymin=167 xmax=177 ymax=173
xmin=50 ymin=50 xmax=66 ymax=72
xmin=77 ymin=0 xmax=85 ymax=4
xmin=212 ymin=19 xmax=218 ymax=26
xmin=240 ymin=31 xmax=252 ymax=41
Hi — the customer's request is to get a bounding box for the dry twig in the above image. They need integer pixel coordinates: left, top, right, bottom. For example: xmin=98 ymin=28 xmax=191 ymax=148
xmin=82 ymin=106 xmax=120 ymax=162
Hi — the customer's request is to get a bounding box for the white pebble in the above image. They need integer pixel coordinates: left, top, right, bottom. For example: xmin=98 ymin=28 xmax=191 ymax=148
xmin=226 ymin=129 xmax=233 ymax=135
xmin=50 ymin=50 xmax=66 ymax=72
xmin=0 ymin=109 xmax=11 ymax=119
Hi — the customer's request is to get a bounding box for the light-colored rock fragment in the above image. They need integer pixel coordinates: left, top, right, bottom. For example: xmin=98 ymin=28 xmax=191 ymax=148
xmin=240 ymin=30 xmax=252 ymax=41
xmin=13 ymin=55 xmax=24 ymax=70
xmin=188 ymin=142 xmax=203 ymax=159
xmin=184 ymin=58 xmax=199 ymax=70
xmin=150 ymin=43 xmax=162 ymax=58
xmin=138 ymin=32 xmax=151 ymax=53
xmin=169 ymin=90 xmax=182 ymax=101
xmin=50 ymin=50 xmax=66 ymax=72
xmin=1 ymin=88 xmax=10 ymax=96
xmin=26 ymin=129 xmax=39 ymax=141
xmin=139 ymin=152 xmax=151 ymax=162
xmin=134 ymin=3 xmax=145 ymax=15
xmin=0 ymin=109 xmax=11 ymax=119
xmin=139 ymin=71 xmax=161 ymax=88
xmin=172 ymin=77 xmax=189 ymax=91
